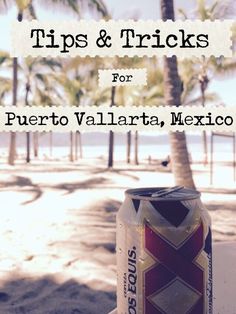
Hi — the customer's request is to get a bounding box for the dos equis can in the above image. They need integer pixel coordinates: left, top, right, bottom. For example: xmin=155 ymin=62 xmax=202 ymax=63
xmin=116 ymin=186 xmax=212 ymax=314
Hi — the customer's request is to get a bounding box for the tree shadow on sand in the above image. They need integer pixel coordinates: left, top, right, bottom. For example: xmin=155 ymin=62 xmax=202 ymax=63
xmin=200 ymin=187 xmax=236 ymax=195
xmin=204 ymin=200 xmax=236 ymax=212
xmin=0 ymin=173 xmax=128 ymax=205
xmin=78 ymin=199 xmax=121 ymax=254
xmin=53 ymin=177 xmax=111 ymax=195
xmin=89 ymin=167 xmax=140 ymax=180
xmin=49 ymin=199 xmax=120 ymax=259
xmin=203 ymin=199 xmax=236 ymax=241
xmin=0 ymin=176 xmax=43 ymax=205
xmin=52 ymin=179 xmax=132 ymax=195
xmin=0 ymin=275 xmax=116 ymax=314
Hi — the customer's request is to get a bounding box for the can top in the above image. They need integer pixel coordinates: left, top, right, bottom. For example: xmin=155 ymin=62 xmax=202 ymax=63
xmin=125 ymin=186 xmax=200 ymax=201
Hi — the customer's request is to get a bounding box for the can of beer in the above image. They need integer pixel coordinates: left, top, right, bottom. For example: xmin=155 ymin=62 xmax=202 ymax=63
xmin=116 ymin=186 xmax=212 ymax=314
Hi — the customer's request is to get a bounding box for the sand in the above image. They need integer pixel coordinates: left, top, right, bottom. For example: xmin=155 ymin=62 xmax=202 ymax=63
xmin=0 ymin=157 xmax=235 ymax=313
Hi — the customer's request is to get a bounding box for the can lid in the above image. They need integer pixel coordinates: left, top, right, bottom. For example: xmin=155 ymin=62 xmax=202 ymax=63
xmin=125 ymin=186 xmax=200 ymax=201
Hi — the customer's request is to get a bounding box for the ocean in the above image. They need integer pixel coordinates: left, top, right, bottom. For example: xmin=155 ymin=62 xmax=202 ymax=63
xmin=0 ymin=132 xmax=235 ymax=163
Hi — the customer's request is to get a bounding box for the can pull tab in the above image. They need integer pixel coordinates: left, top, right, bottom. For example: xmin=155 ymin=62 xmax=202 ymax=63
xmin=151 ymin=186 xmax=184 ymax=198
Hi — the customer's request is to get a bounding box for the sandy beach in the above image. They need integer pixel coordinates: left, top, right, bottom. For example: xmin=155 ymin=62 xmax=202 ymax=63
xmin=0 ymin=156 xmax=235 ymax=313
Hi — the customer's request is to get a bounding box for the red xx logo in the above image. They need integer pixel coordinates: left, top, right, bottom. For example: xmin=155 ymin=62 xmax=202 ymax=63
xmin=144 ymin=221 xmax=204 ymax=314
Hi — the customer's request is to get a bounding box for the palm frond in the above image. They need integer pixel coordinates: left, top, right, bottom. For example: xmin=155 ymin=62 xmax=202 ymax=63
xmin=35 ymin=73 xmax=48 ymax=84
xmin=39 ymin=58 xmax=62 ymax=70
xmin=39 ymin=0 xmax=79 ymax=15
xmin=197 ymin=0 xmax=209 ymax=20
xmin=214 ymin=61 xmax=236 ymax=77
xmin=15 ymin=0 xmax=31 ymax=11
xmin=88 ymin=0 xmax=109 ymax=17
xmin=25 ymin=1 xmax=37 ymax=19
xmin=0 ymin=0 xmax=13 ymax=13
xmin=0 ymin=76 xmax=12 ymax=101
xmin=210 ymin=0 xmax=236 ymax=19
xmin=209 ymin=1 xmax=218 ymax=13
xmin=177 ymin=8 xmax=188 ymax=20
xmin=0 ymin=50 xmax=9 ymax=65
xmin=34 ymin=87 xmax=58 ymax=106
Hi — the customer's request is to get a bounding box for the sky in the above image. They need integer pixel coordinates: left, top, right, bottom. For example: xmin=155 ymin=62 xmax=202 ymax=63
xmin=0 ymin=0 xmax=235 ymax=106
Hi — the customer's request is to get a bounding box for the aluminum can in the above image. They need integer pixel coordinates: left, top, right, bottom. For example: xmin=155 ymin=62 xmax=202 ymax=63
xmin=116 ymin=186 xmax=212 ymax=314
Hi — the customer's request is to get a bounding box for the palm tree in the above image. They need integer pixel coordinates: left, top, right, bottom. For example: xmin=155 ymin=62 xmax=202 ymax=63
xmin=115 ymin=57 xmax=151 ymax=165
xmin=0 ymin=51 xmax=10 ymax=67
xmin=196 ymin=0 xmax=236 ymax=166
xmin=179 ymin=58 xmax=219 ymax=166
xmin=0 ymin=0 xmax=37 ymax=165
xmin=8 ymin=8 xmax=23 ymax=165
xmin=34 ymin=65 xmax=63 ymax=159
xmin=22 ymin=57 xmax=62 ymax=162
xmin=129 ymin=56 xmax=215 ymax=171
xmin=33 ymin=132 xmax=39 ymax=157
xmin=25 ymin=81 xmax=31 ymax=162
xmin=1 ymin=1 xmax=40 ymax=164
xmin=0 ymin=77 xmax=12 ymax=105
xmin=161 ymin=0 xmax=196 ymax=189
xmin=134 ymin=130 xmax=139 ymax=165
xmin=52 ymin=62 xmax=85 ymax=161
xmin=0 ymin=51 xmax=12 ymax=105
xmin=0 ymin=0 xmax=108 ymax=17
xmin=130 ymin=57 xmax=165 ymax=165
xmin=126 ymin=130 xmax=131 ymax=164
xmin=179 ymin=59 xmax=218 ymax=107
xmin=71 ymin=57 xmax=114 ymax=165
xmin=108 ymin=86 xmax=116 ymax=168
xmin=178 ymin=0 xmax=236 ymax=165
xmin=1 ymin=0 xmax=108 ymax=165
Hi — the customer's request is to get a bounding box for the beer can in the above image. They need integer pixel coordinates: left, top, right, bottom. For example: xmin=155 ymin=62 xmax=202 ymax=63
xmin=116 ymin=186 xmax=212 ymax=314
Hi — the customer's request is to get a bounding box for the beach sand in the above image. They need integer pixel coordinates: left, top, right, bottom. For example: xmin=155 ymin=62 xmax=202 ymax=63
xmin=0 ymin=157 xmax=235 ymax=313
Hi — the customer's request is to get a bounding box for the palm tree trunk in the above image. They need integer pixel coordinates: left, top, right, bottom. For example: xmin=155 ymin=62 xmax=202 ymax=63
xmin=108 ymin=131 xmax=114 ymax=168
xmin=202 ymin=131 xmax=208 ymax=165
xmin=127 ymin=131 xmax=131 ymax=164
xmin=33 ymin=132 xmax=39 ymax=158
xmin=169 ymin=132 xmax=196 ymax=188
xmin=49 ymin=131 xmax=53 ymax=157
xmin=25 ymin=82 xmax=30 ymax=163
xmin=70 ymin=131 xmax=74 ymax=162
xmin=201 ymin=83 xmax=208 ymax=165
xmin=75 ymin=131 xmax=78 ymax=161
xmin=77 ymin=131 xmax=83 ymax=158
xmin=134 ymin=130 xmax=139 ymax=165
xmin=108 ymin=86 xmax=116 ymax=168
xmin=8 ymin=11 xmax=23 ymax=166
xmin=161 ymin=0 xmax=175 ymax=19
xmin=26 ymin=133 xmax=30 ymax=163
xmin=8 ymin=58 xmax=18 ymax=165
xmin=79 ymin=132 xmax=83 ymax=158
xmin=8 ymin=132 xmax=16 ymax=165
xmin=161 ymin=0 xmax=195 ymax=189
xmin=75 ymin=131 xmax=82 ymax=160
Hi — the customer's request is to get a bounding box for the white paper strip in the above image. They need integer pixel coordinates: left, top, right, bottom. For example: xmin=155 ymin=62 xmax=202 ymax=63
xmin=98 ymin=69 xmax=147 ymax=87
xmin=0 ymin=106 xmax=235 ymax=132
xmin=11 ymin=20 xmax=233 ymax=58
